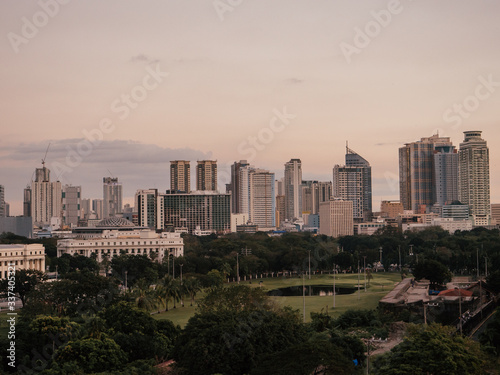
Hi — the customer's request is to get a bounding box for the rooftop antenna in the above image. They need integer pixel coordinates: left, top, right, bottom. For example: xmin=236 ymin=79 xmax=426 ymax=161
xmin=107 ymin=169 xmax=115 ymax=178
xmin=41 ymin=142 xmax=51 ymax=168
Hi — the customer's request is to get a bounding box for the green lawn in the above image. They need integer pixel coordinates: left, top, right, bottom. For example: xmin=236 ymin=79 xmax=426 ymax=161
xmin=153 ymin=272 xmax=402 ymax=327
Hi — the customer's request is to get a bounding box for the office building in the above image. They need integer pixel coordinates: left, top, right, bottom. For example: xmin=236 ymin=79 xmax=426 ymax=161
xmin=302 ymin=181 xmax=332 ymax=216
xmin=459 ymin=131 xmax=490 ymax=225
xmin=491 ymin=204 xmax=500 ymax=225
xmin=228 ymin=160 xmax=250 ymax=213
xmin=284 ymin=159 xmax=302 ymax=220
xmin=136 ymin=189 xmax=164 ymax=230
xmin=170 ymin=160 xmax=191 ymax=193
xmin=23 ymin=187 xmax=32 ymax=217
xmin=196 ymin=160 xmax=217 ymax=191
xmin=399 ymin=134 xmax=453 ymax=212
xmin=434 ymin=145 xmax=459 ymax=206
xmin=103 ymin=177 xmax=123 ymax=218
xmin=62 ymin=185 xmax=81 ymax=227
xmin=319 ymin=199 xmax=354 ymax=237
xmin=380 ymin=201 xmax=404 ymax=218
xmin=163 ymin=191 xmax=231 ymax=234
xmin=93 ymin=199 xmax=104 ymax=220
xmin=0 ymin=185 xmax=4 ymax=217
xmin=0 ymin=244 xmax=45 ymax=279
xmin=345 ymin=145 xmax=372 ymax=217
xmin=249 ymin=169 xmax=275 ymax=229
xmin=31 ymin=166 xmax=62 ymax=227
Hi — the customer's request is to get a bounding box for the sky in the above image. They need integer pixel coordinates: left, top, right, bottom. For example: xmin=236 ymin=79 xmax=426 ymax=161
xmin=1 ymin=0 xmax=500 ymax=215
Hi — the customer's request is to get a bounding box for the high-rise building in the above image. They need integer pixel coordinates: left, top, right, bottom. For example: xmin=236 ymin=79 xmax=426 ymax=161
xmin=196 ymin=160 xmax=217 ymax=191
xmin=249 ymin=169 xmax=275 ymax=229
xmin=31 ymin=166 xmax=62 ymax=227
xmin=284 ymin=159 xmax=302 ymax=220
xmin=228 ymin=160 xmax=250 ymax=213
xmin=62 ymin=185 xmax=81 ymax=227
xmin=459 ymin=131 xmax=490 ymax=225
xmin=380 ymin=201 xmax=404 ymax=218
xmin=92 ymin=199 xmax=104 ymax=219
xmin=399 ymin=134 xmax=453 ymax=212
xmin=0 ymin=185 xmax=5 ymax=217
xmin=163 ymin=191 xmax=231 ymax=234
xmin=23 ymin=186 xmax=32 ymax=217
xmin=434 ymin=145 xmax=459 ymax=206
xmin=136 ymin=189 xmax=164 ymax=230
xmin=345 ymin=145 xmax=372 ymax=216
xmin=491 ymin=204 xmax=500 ymax=225
xmin=103 ymin=177 xmax=123 ymax=218
xmin=319 ymin=199 xmax=354 ymax=237
xmin=81 ymin=198 xmax=92 ymax=219
xmin=301 ymin=181 xmax=333 ymax=215
xmin=333 ymin=146 xmax=372 ymax=221
xmin=170 ymin=160 xmax=191 ymax=193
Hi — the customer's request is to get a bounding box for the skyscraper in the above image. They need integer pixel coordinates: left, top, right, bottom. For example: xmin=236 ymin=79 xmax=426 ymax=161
xmin=31 ymin=166 xmax=62 ymax=226
xmin=229 ymin=160 xmax=250 ymax=213
xmin=434 ymin=145 xmax=459 ymax=206
xmin=249 ymin=169 xmax=275 ymax=228
xmin=62 ymin=185 xmax=81 ymax=227
xmin=333 ymin=145 xmax=372 ymax=221
xmin=319 ymin=199 xmax=354 ymax=237
xmin=284 ymin=159 xmax=302 ymax=220
xmin=103 ymin=177 xmax=122 ymax=218
xmin=0 ymin=185 xmax=5 ymax=217
xmin=170 ymin=160 xmax=191 ymax=193
xmin=136 ymin=189 xmax=164 ymax=229
xmin=459 ymin=131 xmax=490 ymax=225
xmin=92 ymin=199 xmax=104 ymax=219
xmin=399 ymin=134 xmax=453 ymax=212
xmin=301 ymin=181 xmax=332 ymax=215
xmin=23 ymin=186 xmax=32 ymax=217
xmin=196 ymin=160 xmax=217 ymax=191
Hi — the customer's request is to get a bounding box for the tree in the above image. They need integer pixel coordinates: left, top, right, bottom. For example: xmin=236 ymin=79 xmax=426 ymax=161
xmin=413 ymin=259 xmax=452 ymax=288
xmin=373 ymin=323 xmax=485 ymax=375
xmin=182 ymin=277 xmax=202 ymax=306
xmin=197 ymin=285 xmax=274 ymax=314
xmin=52 ymin=336 xmax=127 ymax=373
xmin=0 ymin=268 xmax=46 ymax=306
xmin=486 ymin=270 xmax=500 ymax=293
xmin=131 ymin=279 xmax=157 ymax=311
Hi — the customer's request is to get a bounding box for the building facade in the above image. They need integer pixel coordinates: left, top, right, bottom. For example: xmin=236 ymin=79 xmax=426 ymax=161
xmin=319 ymin=199 xmax=354 ymax=237
xmin=228 ymin=160 xmax=250 ymax=213
xmin=399 ymin=134 xmax=453 ymax=212
xmin=249 ymin=169 xmax=275 ymax=229
xmin=170 ymin=160 xmax=191 ymax=193
xmin=31 ymin=167 xmax=62 ymax=227
xmin=163 ymin=191 xmax=231 ymax=234
xmin=0 ymin=244 xmax=45 ymax=279
xmin=136 ymin=189 xmax=164 ymax=230
xmin=434 ymin=145 xmax=459 ymax=206
xmin=57 ymin=230 xmax=183 ymax=263
xmin=62 ymin=185 xmax=81 ymax=227
xmin=0 ymin=185 xmax=5 ymax=217
xmin=284 ymin=159 xmax=302 ymax=220
xmin=459 ymin=131 xmax=490 ymax=225
xmin=103 ymin=177 xmax=123 ymax=218
xmin=196 ymin=160 xmax=217 ymax=191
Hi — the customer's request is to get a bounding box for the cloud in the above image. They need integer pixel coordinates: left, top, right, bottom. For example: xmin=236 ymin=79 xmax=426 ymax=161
xmin=0 ymin=139 xmax=213 ymax=209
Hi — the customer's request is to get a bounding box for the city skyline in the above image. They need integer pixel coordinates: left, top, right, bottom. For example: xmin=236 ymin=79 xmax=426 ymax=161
xmin=1 ymin=1 xmax=500 ymax=214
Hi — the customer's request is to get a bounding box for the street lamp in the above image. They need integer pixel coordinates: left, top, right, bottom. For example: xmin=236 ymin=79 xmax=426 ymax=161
xmin=308 ymin=250 xmax=311 ymax=280
xmin=333 ymin=263 xmax=336 ymax=309
xmin=302 ymin=272 xmax=306 ymax=323
xmin=363 ymin=256 xmax=367 ymax=292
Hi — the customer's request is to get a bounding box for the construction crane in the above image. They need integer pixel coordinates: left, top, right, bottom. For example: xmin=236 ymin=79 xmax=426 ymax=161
xmin=41 ymin=142 xmax=51 ymax=168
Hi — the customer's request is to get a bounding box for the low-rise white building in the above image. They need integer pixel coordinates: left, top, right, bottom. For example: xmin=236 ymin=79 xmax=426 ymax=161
xmin=0 ymin=244 xmax=46 ymax=279
xmin=57 ymin=229 xmax=183 ymax=262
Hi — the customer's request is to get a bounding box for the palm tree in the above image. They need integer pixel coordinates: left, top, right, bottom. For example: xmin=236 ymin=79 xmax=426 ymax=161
xmin=169 ymin=279 xmax=182 ymax=309
xmin=183 ymin=277 xmax=202 ymax=306
xmin=158 ymin=276 xmax=173 ymax=311
xmin=132 ymin=279 xmax=157 ymax=311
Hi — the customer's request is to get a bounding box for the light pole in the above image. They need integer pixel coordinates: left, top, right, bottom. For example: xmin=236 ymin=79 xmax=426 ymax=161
xmin=302 ymin=272 xmax=306 ymax=323
xmin=358 ymin=258 xmax=360 ymax=300
xmin=55 ymin=265 xmax=58 ymax=281
xmin=333 ymin=263 xmax=336 ymax=309
xmin=173 ymin=255 xmax=175 ymax=279
xmin=124 ymin=270 xmax=128 ymax=290
xmin=484 ymin=256 xmax=488 ymax=278
xmin=180 ymin=264 xmax=183 ymax=284
xmin=363 ymin=256 xmax=367 ymax=292
xmin=237 ymin=252 xmax=240 ymax=284
xmin=398 ymin=245 xmax=401 ymax=272
xmin=457 ymin=287 xmax=462 ymax=335
xmin=308 ymin=250 xmax=311 ymax=280
xmin=379 ymin=247 xmax=383 ymax=271
xmin=476 ymin=248 xmax=479 ymax=279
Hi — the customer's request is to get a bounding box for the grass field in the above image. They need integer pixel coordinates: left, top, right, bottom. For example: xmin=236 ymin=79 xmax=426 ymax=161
xmin=153 ymin=272 xmax=402 ymax=327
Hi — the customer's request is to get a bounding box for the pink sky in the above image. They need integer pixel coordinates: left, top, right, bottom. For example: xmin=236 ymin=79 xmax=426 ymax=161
xmin=1 ymin=0 xmax=499 ymax=215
